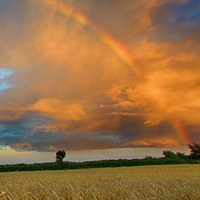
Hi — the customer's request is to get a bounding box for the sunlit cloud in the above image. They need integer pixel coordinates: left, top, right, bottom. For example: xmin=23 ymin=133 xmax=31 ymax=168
xmin=0 ymin=0 xmax=199 ymax=152
xmin=0 ymin=145 xmax=12 ymax=151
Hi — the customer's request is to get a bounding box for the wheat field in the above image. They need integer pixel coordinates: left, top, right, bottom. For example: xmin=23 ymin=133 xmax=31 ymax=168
xmin=0 ymin=165 xmax=200 ymax=200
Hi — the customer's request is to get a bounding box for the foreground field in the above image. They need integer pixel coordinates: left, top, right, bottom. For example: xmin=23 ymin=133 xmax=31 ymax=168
xmin=0 ymin=165 xmax=200 ymax=200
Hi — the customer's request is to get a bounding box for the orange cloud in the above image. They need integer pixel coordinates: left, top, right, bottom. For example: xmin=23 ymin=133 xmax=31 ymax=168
xmin=0 ymin=0 xmax=199 ymax=151
xmin=29 ymin=99 xmax=86 ymax=121
xmin=11 ymin=142 xmax=32 ymax=149
xmin=128 ymin=138 xmax=181 ymax=147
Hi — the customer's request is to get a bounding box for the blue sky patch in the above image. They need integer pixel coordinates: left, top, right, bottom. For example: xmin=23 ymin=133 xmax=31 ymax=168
xmin=0 ymin=68 xmax=14 ymax=94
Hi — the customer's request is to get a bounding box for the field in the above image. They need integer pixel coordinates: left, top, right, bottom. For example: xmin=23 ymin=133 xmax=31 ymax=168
xmin=0 ymin=165 xmax=200 ymax=200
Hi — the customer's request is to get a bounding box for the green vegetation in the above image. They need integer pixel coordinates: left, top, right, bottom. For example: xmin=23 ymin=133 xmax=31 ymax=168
xmin=0 ymin=153 xmax=198 ymax=172
xmin=0 ymin=143 xmax=199 ymax=172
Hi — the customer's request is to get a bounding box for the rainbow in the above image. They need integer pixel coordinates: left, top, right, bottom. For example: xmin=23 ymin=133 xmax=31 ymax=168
xmin=173 ymin=119 xmax=191 ymax=145
xmin=44 ymin=0 xmax=191 ymax=145
xmin=45 ymin=0 xmax=141 ymax=75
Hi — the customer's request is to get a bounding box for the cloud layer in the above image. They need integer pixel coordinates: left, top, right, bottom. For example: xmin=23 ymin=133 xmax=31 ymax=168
xmin=0 ymin=0 xmax=199 ymax=151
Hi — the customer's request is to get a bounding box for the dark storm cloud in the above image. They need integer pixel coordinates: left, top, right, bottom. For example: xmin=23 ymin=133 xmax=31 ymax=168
xmin=151 ymin=0 xmax=200 ymax=42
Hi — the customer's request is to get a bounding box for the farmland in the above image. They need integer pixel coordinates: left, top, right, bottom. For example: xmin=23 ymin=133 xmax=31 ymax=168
xmin=0 ymin=165 xmax=200 ymax=200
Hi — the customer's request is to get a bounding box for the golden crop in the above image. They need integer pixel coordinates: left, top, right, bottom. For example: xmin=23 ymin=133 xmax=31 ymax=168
xmin=0 ymin=165 xmax=200 ymax=200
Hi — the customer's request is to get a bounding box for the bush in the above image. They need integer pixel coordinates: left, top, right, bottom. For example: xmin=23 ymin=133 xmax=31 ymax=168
xmin=163 ymin=151 xmax=178 ymax=159
xmin=176 ymin=152 xmax=188 ymax=159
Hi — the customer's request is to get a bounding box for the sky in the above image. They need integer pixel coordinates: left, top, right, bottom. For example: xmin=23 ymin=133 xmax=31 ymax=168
xmin=0 ymin=0 xmax=199 ymax=163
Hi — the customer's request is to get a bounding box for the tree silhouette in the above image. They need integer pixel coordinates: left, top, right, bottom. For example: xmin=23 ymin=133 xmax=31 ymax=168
xmin=176 ymin=152 xmax=187 ymax=159
xmin=163 ymin=150 xmax=177 ymax=159
xmin=56 ymin=150 xmax=66 ymax=163
xmin=188 ymin=143 xmax=200 ymax=159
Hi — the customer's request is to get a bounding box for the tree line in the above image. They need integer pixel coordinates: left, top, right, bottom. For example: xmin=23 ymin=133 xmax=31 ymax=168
xmin=0 ymin=143 xmax=199 ymax=172
xmin=55 ymin=143 xmax=200 ymax=163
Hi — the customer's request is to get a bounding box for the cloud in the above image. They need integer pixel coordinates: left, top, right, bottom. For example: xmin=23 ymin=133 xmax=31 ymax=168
xmin=11 ymin=142 xmax=32 ymax=150
xmin=0 ymin=0 xmax=199 ymax=151
xmin=128 ymin=138 xmax=181 ymax=147
xmin=29 ymin=99 xmax=86 ymax=121
xmin=151 ymin=0 xmax=200 ymax=42
xmin=0 ymin=145 xmax=12 ymax=151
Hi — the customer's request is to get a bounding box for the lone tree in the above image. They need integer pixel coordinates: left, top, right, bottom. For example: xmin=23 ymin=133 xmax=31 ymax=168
xmin=188 ymin=143 xmax=200 ymax=159
xmin=56 ymin=150 xmax=66 ymax=163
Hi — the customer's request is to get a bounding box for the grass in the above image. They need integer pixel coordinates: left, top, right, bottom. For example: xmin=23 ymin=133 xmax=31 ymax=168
xmin=0 ymin=165 xmax=200 ymax=200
